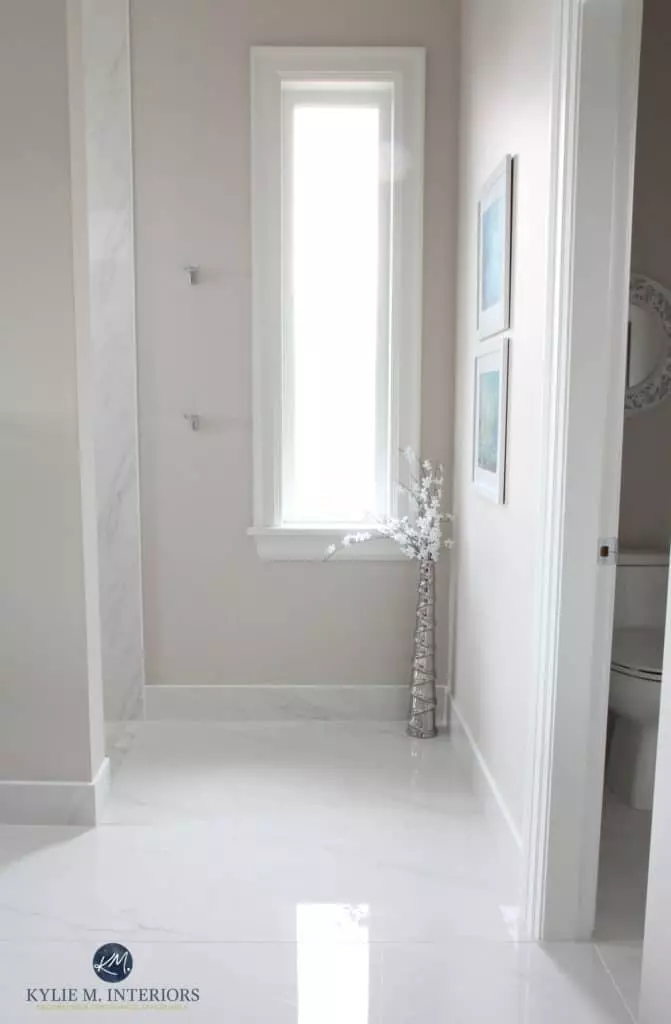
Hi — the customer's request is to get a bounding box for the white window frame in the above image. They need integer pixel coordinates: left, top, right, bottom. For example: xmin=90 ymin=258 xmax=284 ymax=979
xmin=249 ymin=47 xmax=425 ymax=561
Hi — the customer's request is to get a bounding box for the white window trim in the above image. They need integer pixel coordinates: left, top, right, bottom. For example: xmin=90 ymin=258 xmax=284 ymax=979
xmin=249 ymin=47 xmax=425 ymax=562
xmin=247 ymin=527 xmax=413 ymax=562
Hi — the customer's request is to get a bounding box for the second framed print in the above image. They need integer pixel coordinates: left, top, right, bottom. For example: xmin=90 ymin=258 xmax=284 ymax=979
xmin=477 ymin=155 xmax=513 ymax=340
xmin=473 ymin=336 xmax=510 ymax=504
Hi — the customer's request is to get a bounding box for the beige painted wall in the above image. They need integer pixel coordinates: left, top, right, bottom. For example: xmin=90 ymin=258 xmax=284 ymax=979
xmin=0 ymin=0 xmax=104 ymax=783
xmin=131 ymin=0 xmax=459 ymax=689
xmin=452 ymin=0 xmax=555 ymax=829
xmin=619 ymin=0 xmax=671 ymax=551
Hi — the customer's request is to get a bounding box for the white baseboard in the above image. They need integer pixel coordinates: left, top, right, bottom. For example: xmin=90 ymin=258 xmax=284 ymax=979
xmin=0 ymin=757 xmax=110 ymax=826
xmin=450 ymin=698 xmax=523 ymax=850
xmin=146 ymin=683 xmax=449 ymax=724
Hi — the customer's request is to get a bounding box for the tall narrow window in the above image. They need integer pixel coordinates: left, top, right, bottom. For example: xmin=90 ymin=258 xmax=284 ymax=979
xmin=251 ymin=49 xmax=425 ymax=559
xmin=284 ymin=92 xmax=390 ymax=525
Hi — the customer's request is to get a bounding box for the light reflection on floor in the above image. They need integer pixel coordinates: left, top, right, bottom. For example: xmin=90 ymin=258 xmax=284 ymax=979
xmin=297 ymin=904 xmax=370 ymax=1024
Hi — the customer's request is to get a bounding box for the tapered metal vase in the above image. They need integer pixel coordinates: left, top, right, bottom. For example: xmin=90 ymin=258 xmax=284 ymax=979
xmin=407 ymin=558 xmax=438 ymax=739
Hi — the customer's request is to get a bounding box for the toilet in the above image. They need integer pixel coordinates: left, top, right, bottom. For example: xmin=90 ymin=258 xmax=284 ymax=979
xmin=606 ymin=550 xmax=668 ymax=811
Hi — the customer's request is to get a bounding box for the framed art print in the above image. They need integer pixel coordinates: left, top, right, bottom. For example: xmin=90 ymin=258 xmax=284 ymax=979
xmin=473 ymin=336 xmax=509 ymax=504
xmin=477 ymin=156 xmax=513 ymax=340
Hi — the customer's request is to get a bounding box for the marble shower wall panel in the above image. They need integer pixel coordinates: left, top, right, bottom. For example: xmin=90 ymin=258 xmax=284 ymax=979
xmin=81 ymin=0 xmax=144 ymax=723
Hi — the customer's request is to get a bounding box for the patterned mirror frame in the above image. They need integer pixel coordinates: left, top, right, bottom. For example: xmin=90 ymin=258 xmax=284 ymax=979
xmin=626 ymin=274 xmax=671 ymax=415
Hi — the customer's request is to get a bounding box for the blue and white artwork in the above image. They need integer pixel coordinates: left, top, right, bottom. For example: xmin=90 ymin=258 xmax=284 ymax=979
xmin=477 ymin=369 xmax=500 ymax=473
xmin=478 ymin=156 xmax=512 ymax=340
xmin=481 ymin=198 xmax=504 ymax=312
xmin=473 ymin=337 xmax=509 ymax=504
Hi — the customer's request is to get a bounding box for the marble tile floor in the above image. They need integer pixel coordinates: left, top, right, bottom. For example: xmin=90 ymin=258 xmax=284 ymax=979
xmin=593 ymin=788 xmax=652 ymax=1021
xmin=0 ymin=722 xmax=643 ymax=1021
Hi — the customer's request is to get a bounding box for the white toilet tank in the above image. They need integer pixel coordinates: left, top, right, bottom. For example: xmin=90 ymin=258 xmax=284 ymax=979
xmin=614 ymin=550 xmax=669 ymax=630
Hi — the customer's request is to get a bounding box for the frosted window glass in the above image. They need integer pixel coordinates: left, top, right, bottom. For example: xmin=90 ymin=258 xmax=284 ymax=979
xmin=283 ymin=104 xmax=382 ymax=525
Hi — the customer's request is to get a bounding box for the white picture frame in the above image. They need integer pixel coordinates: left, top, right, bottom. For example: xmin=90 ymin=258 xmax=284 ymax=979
xmin=477 ymin=155 xmax=513 ymax=340
xmin=473 ymin=336 xmax=510 ymax=504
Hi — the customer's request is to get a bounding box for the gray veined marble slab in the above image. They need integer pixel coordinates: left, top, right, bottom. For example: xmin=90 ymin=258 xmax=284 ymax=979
xmin=81 ymin=0 xmax=144 ymax=726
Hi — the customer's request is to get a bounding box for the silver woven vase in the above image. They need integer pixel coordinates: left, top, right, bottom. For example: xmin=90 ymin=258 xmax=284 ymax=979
xmin=407 ymin=558 xmax=438 ymax=739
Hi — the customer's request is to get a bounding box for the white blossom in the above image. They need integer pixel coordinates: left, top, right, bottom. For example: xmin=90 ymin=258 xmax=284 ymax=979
xmin=325 ymin=455 xmax=455 ymax=563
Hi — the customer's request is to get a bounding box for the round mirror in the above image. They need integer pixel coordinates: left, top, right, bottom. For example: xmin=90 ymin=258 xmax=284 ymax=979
xmin=626 ymin=275 xmax=671 ymax=414
xmin=627 ymin=304 xmax=667 ymax=388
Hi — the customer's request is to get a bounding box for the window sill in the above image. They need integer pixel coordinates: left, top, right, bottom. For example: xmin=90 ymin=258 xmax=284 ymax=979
xmin=247 ymin=526 xmax=412 ymax=562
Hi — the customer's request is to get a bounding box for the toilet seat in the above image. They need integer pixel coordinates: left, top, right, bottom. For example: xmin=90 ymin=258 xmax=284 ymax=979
xmin=611 ymin=627 xmax=664 ymax=682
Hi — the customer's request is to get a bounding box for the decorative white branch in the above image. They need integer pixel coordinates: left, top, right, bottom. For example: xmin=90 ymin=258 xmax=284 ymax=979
xmin=326 ymin=450 xmax=455 ymax=563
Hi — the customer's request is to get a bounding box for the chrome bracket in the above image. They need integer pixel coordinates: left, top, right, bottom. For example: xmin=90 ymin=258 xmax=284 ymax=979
xmin=183 ymin=413 xmax=201 ymax=432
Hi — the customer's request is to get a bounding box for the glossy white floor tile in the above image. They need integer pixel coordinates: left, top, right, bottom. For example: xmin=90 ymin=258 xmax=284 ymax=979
xmin=593 ymin=788 xmax=651 ymax=1020
xmin=597 ymin=941 xmax=643 ymax=1021
xmin=595 ymin=789 xmax=651 ymax=942
xmin=0 ymin=722 xmax=636 ymax=1021
xmin=0 ymin=939 xmax=635 ymax=1022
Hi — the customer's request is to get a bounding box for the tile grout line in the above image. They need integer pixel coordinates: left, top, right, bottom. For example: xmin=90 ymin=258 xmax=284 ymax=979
xmin=594 ymin=945 xmax=638 ymax=1023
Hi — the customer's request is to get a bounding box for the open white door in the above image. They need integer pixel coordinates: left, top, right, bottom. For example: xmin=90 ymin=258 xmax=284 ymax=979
xmin=639 ymin=556 xmax=671 ymax=1021
xmin=523 ymin=0 xmax=643 ymax=940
